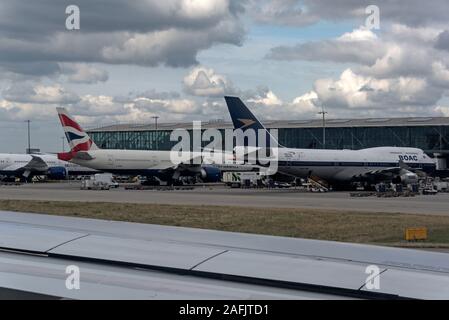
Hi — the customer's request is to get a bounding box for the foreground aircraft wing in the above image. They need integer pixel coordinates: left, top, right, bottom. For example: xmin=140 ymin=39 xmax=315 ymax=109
xmin=1 ymin=211 xmax=449 ymax=300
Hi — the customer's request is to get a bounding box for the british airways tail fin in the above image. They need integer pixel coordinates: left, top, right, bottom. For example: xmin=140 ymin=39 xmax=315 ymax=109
xmin=224 ymin=96 xmax=282 ymax=147
xmin=56 ymin=108 xmax=98 ymax=160
xmin=224 ymin=96 xmax=266 ymax=132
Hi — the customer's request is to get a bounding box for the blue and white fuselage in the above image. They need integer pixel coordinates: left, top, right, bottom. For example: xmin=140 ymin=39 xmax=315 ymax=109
xmin=261 ymin=146 xmax=435 ymax=183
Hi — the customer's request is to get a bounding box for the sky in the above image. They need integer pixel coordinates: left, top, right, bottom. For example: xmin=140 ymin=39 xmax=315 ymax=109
xmin=1 ymin=0 xmax=449 ymax=153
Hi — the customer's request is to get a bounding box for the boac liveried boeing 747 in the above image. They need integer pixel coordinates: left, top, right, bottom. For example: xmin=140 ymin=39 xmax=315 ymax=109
xmin=224 ymin=96 xmax=437 ymax=189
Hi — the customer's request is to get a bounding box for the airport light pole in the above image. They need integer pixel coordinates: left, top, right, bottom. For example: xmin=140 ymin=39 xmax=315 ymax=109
xmin=318 ymin=109 xmax=328 ymax=149
xmin=25 ymin=120 xmax=31 ymax=154
xmin=152 ymin=116 xmax=160 ymax=150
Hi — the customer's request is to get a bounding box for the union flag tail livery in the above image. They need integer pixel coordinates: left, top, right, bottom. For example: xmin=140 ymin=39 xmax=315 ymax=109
xmin=56 ymin=108 xmax=98 ymax=161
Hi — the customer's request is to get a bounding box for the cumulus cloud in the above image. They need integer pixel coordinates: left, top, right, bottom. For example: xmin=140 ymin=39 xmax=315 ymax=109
xmin=435 ymin=106 xmax=449 ymax=117
xmin=431 ymin=62 xmax=449 ymax=88
xmin=2 ymin=0 xmax=449 ymax=125
xmin=134 ymin=98 xmax=199 ymax=114
xmin=73 ymin=92 xmax=204 ymax=124
xmin=436 ymin=30 xmax=449 ymax=51
xmin=0 ymin=0 xmax=245 ymax=73
xmin=0 ymin=62 xmax=61 ymax=78
xmin=60 ymin=63 xmax=109 ymax=84
xmin=249 ymin=0 xmax=319 ymax=27
xmin=247 ymin=88 xmax=282 ymax=106
xmin=0 ymin=81 xmax=202 ymax=124
xmin=268 ymin=24 xmax=449 ymax=78
xmin=313 ymin=69 xmax=442 ymax=111
xmin=183 ymin=66 xmax=236 ymax=97
xmin=267 ymin=22 xmax=449 ymax=117
xmin=291 ymin=91 xmax=320 ymax=113
xmin=0 ymin=99 xmax=57 ymax=121
xmin=73 ymin=95 xmax=130 ymax=117
xmin=268 ymin=28 xmax=385 ymax=65
xmin=116 ymin=90 xmax=181 ymax=103
xmin=0 ymin=77 xmax=323 ymax=126
xmin=224 ymin=86 xmax=321 ymax=120
xmin=2 ymin=83 xmax=80 ymax=104
xmin=248 ymin=0 xmax=449 ymax=27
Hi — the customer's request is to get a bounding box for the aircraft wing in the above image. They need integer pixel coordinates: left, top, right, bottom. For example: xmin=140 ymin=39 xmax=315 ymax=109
xmin=362 ymin=167 xmax=403 ymax=178
xmin=151 ymin=155 xmax=204 ymax=173
xmin=1 ymin=210 xmax=449 ymax=300
xmin=361 ymin=165 xmax=426 ymax=180
xmin=24 ymin=155 xmax=49 ymax=172
xmin=2 ymin=163 xmax=29 ymax=172
xmin=2 ymin=155 xmax=49 ymax=173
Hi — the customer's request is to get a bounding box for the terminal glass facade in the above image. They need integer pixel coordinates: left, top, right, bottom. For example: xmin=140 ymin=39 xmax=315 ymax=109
xmin=88 ymin=125 xmax=449 ymax=154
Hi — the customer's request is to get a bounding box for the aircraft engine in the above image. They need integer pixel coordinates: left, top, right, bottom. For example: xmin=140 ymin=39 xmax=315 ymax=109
xmin=398 ymin=170 xmax=419 ymax=185
xmin=199 ymin=166 xmax=221 ymax=183
xmin=47 ymin=166 xmax=68 ymax=180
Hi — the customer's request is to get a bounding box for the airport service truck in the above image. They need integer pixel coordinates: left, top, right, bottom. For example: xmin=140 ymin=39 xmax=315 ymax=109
xmin=223 ymin=172 xmax=263 ymax=188
xmin=81 ymin=173 xmax=119 ymax=190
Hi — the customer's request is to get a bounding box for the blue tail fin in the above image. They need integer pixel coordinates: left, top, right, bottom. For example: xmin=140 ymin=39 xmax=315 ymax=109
xmin=224 ymin=96 xmax=266 ymax=132
xmin=224 ymin=96 xmax=282 ymax=147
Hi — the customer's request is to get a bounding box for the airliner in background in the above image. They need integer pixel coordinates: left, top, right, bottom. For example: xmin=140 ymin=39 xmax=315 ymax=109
xmin=224 ymin=96 xmax=437 ymax=189
xmin=56 ymin=108 xmax=253 ymax=184
xmin=0 ymin=153 xmax=97 ymax=181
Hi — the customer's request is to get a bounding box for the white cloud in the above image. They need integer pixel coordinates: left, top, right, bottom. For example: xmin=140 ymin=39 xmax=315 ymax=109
xmin=75 ymin=95 xmax=128 ymax=116
xmin=0 ymin=0 xmax=245 ymax=72
xmin=61 ymin=64 xmax=109 ymax=84
xmin=337 ymin=28 xmax=378 ymax=42
xmin=249 ymin=0 xmax=449 ymax=27
xmin=0 ymin=99 xmax=59 ymax=121
xmin=291 ymin=91 xmax=320 ymax=113
xmin=435 ymin=106 xmax=449 ymax=117
xmin=133 ymin=97 xmax=199 ymax=114
xmin=268 ymin=23 xmax=449 ymax=117
xmin=431 ymin=62 xmax=449 ymax=87
xmin=2 ymin=83 xmax=80 ymax=104
xmin=248 ymin=90 xmax=282 ymax=106
xmin=268 ymin=27 xmax=385 ymax=65
xmin=180 ymin=0 xmax=229 ymax=19
xmin=249 ymin=0 xmax=319 ymax=27
xmin=183 ymin=66 xmax=235 ymax=97
xmin=311 ymin=68 xmax=442 ymax=115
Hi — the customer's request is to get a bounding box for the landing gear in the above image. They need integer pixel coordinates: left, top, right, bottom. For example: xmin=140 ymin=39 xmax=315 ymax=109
xmin=141 ymin=177 xmax=161 ymax=186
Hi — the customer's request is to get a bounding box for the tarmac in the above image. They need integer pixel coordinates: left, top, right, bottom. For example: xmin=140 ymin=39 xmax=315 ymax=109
xmin=1 ymin=182 xmax=449 ymax=215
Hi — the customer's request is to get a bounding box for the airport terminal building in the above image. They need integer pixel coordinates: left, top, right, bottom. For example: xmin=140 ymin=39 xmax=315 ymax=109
xmin=87 ymin=116 xmax=449 ymax=171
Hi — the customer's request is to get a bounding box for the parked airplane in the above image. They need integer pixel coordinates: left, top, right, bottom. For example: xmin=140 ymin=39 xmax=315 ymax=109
xmin=56 ymin=108 xmax=234 ymax=184
xmin=224 ymin=96 xmax=437 ymax=189
xmin=0 ymin=153 xmax=97 ymax=181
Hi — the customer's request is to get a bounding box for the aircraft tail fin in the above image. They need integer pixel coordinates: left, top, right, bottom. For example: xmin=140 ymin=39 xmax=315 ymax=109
xmin=224 ymin=96 xmax=282 ymax=148
xmin=56 ymin=108 xmax=98 ymax=160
